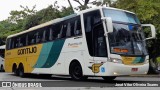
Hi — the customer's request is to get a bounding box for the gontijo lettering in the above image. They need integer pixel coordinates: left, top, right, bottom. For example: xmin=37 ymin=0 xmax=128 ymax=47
xmin=17 ymin=46 xmax=37 ymax=55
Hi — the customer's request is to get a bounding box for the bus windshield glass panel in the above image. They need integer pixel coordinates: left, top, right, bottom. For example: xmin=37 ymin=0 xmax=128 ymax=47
xmin=103 ymin=8 xmax=148 ymax=56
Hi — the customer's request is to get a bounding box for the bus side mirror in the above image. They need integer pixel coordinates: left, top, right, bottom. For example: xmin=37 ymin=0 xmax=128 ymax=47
xmin=102 ymin=17 xmax=113 ymax=33
xmin=141 ymin=24 xmax=156 ymax=40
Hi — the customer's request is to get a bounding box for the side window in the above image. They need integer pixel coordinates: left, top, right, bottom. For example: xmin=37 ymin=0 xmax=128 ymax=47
xmin=19 ymin=34 xmax=26 ymax=47
xmin=35 ymin=29 xmax=43 ymax=43
xmin=74 ymin=18 xmax=82 ymax=36
xmin=49 ymin=27 xmax=53 ymax=41
xmin=9 ymin=35 xmax=27 ymax=49
xmin=11 ymin=37 xmax=15 ymax=49
xmin=14 ymin=37 xmax=19 ymax=48
xmin=84 ymin=10 xmax=101 ymax=32
xmin=26 ymin=35 xmax=28 ymax=45
xmin=31 ymin=27 xmax=50 ymax=43
xmin=15 ymin=37 xmax=20 ymax=48
xmin=54 ymin=23 xmax=61 ymax=39
xmin=49 ymin=16 xmax=82 ymax=40
xmin=28 ymin=31 xmax=36 ymax=45
xmin=66 ymin=22 xmax=71 ymax=37
xmin=49 ymin=25 xmax=57 ymax=41
xmin=45 ymin=27 xmax=50 ymax=42
xmin=6 ymin=38 xmax=11 ymax=50
xmin=59 ymin=22 xmax=67 ymax=38
xmin=66 ymin=16 xmax=82 ymax=38
xmin=42 ymin=28 xmax=49 ymax=42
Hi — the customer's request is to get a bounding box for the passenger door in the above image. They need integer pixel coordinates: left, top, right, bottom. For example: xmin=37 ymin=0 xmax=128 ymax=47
xmin=92 ymin=23 xmax=108 ymax=75
xmin=84 ymin=10 xmax=108 ymax=75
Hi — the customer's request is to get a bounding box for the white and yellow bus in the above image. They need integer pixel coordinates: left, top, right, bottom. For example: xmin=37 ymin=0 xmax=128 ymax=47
xmin=5 ymin=7 xmax=156 ymax=80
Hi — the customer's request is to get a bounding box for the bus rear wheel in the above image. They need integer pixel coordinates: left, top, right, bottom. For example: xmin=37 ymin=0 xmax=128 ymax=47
xmin=12 ymin=64 xmax=18 ymax=76
xmin=18 ymin=64 xmax=25 ymax=77
xmin=70 ymin=62 xmax=87 ymax=80
xmin=102 ymin=76 xmax=116 ymax=81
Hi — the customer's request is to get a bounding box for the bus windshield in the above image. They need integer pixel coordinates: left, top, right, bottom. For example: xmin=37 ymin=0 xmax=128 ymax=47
xmin=103 ymin=9 xmax=148 ymax=56
xmin=103 ymin=9 xmax=140 ymax=24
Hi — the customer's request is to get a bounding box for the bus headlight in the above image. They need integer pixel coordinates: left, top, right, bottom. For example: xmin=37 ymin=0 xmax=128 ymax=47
xmin=109 ymin=58 xmax=122 ymax=64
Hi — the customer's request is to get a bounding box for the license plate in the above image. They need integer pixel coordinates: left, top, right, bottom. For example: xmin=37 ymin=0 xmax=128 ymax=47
xmin=132 ymin=68 xmax=138 ymax=72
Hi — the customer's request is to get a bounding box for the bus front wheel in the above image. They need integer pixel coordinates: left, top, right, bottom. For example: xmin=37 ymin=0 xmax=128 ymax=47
xmin=69 ymin=61 xmax=87 ymax=80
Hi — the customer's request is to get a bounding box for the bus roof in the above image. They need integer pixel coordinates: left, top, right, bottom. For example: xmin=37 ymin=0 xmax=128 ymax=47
xmin=7 ymin=7 xmax=135 ymax=38
xmin=78 ymin=7 xmax=135 ymax=14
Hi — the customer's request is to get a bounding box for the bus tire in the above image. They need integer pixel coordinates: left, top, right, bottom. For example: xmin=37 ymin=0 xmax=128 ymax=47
xmin=18 ymin=64 xmax=25 ymax=78
xmin=102 ymin=76 xmax=116 ymax=81
xmin=69 ymin=61 xmax=87 ymax=81
xmin=0 ymin=65 xmax=5 ymax=72
xmin=12 ymin=64 xmax=18 ymax=76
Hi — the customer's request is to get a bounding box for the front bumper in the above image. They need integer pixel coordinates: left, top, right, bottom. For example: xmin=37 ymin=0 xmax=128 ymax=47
xmin=95 ymin=62 xmax=149 ymax=76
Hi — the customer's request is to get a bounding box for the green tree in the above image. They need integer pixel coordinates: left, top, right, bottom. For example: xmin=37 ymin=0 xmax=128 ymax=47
xmin=116 ymin=0 xmax=160 ymax=22
xmin=68 ymin=0 xmax=116 ymax=11
xmin=23 ymin=4 xmax=73 ymax=30
xmin=7 ymin=5 xmax=36 ymax=24
xmin=0 ymin=5 xmax=37 ymax=45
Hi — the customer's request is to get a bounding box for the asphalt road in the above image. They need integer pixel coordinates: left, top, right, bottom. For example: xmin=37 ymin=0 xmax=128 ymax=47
xmin=0 ymin=72 xmax=159 ymax=90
